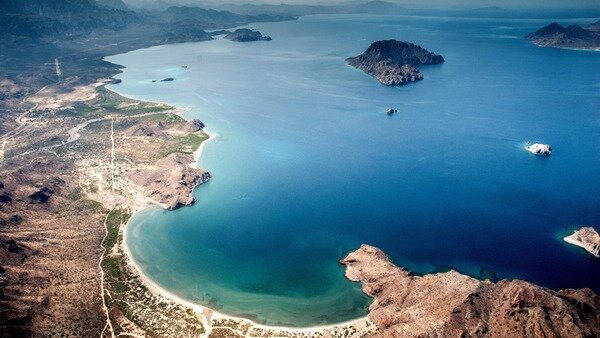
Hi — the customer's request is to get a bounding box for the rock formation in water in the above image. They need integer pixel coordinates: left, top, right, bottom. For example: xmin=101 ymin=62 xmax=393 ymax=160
xmin=526 ymin=21 xmax=600 ymax=50
xmin=224 ymin=28 xmax=272 ymax=42
xmin=347 ymin=40 xmax=444 ymax=86
xmin=564 ymin=227 xmax=600 ymax=257
xmin=525 ymin=143 xmax=552 ymax=155
xmin=341 ymin=245 xmax=600 ymax=338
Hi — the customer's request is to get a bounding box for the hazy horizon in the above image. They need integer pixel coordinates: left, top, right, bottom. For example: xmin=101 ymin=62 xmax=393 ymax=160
xmin=121 ymin=0 xmax=600 ymax=10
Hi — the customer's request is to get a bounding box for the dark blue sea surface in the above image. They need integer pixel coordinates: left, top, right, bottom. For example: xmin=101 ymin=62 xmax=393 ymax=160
xmin=107 ymin=14 xmax=600 ymax=326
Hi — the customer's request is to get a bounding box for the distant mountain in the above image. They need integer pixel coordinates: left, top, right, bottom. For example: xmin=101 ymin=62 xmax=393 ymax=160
xmin=0 ymin=0 xmax=292 ymax=43
xmin=473 ymin=6 xmax=505 ymax=12
xmin=93 ymin=0 xmax=130 ymax=11
xmin=339 ymin=1 xmax=405 ymax=14
xmin=526 ymin=22 xmax=600 ymax=50
xmin=210 ymin=1 xmax=404 ymax=17
xmin=156 ymin=6 xmax=292 ymax=30
xmin=0 ymin=0 xmax=139 ymax=39
xmin=0 ymin=0 xmax=294 ymax=91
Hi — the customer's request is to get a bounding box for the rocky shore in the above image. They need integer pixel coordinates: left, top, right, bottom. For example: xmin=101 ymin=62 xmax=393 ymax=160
xmin=564 ymin=227 xmax=600 ymax=257
xmin=347 ymin=40 xmax=444 ymax=86
xmin=341 ymin=245 xmax=600 ymax=338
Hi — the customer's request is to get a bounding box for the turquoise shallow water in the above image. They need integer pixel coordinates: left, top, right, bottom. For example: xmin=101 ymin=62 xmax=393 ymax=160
xmin=108 ymin=14 xmax=600 ymax=327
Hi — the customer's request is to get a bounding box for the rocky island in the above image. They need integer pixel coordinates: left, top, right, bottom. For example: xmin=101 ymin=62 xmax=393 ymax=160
xmin=564 ymin=227 xmax=600 ymax=257
xmin=224 ymin=28 xmax=272 ymax=42
xmin=347 ymin=40 xmax=444 ymax=86
xmin=525 ymin=143 xmax=552 ymax=155
xmin=341 ymin=245 xmax=600 ymax=337
xmin=526 ymin=21 xmax=600 ymax=50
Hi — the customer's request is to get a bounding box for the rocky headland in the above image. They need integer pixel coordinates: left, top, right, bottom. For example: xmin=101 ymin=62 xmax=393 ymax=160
xmin=224 ymin=28 xmax=272 ymax=42
xmin=129 ymin=153 xmax=211 ymax=209
xmin=526 ymin=21 xmax=600 ymax=50
xmin=564 ymin=227 xmax=600 ymax=257
xmin=341 ymin=245 xmax=600 ymax=338
xmin=347 ymin=40 xmax=444 ymax=86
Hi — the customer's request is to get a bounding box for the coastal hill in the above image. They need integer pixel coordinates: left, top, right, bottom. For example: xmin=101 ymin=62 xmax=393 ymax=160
xmin=342 ymin=245 xmax=600 ymax=337
xmin=347 ymin=40 xmax=444 ymax=86
xmin=225 ymin=28 xmax=272 ymax=42
xmin=0 ymin=0 xmax=292 ymax=90
xmin=526 ymin=21 xmax=600 ymax=50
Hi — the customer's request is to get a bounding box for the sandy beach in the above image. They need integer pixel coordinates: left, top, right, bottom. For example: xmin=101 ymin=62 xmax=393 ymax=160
xmin=107 ymin=84 xmax=375 ymax=337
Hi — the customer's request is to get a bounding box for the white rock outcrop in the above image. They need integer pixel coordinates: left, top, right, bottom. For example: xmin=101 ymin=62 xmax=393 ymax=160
xmin=525 ymin=143 xmax=552 ymax=155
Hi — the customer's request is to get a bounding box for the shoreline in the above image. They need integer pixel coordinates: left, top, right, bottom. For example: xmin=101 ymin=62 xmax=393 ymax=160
xmin=532 ymin=42 xmax=600 ymax=52
xmin=105 ymin=81 xmax=372 ymax=334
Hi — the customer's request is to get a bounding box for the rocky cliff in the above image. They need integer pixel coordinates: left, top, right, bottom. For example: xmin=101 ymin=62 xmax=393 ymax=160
xmin=347 ymin=40 xmax=444 ymax=86
xmin=526 ymin=21 xmax=600 ymax=50
xmin=341 ymin=245 xmax=600 ymax=338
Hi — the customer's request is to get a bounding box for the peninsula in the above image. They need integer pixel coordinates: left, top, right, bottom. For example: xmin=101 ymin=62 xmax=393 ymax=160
xmin=225 ymin=28 xmax=272 ymax=42
xmin=341 ymin=245 xmax=600 ymax=337
xmin=564 ymin=227 xmax=600 ymax=257
xmin=347 ymin=40 xmax=444 ymax=85
xmin=526 ymin=21 xmax=600 ymax=50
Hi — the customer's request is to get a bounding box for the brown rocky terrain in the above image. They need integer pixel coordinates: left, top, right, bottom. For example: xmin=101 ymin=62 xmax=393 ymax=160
xmin=564 ymin=227 xmax=600 ymax=257
xmin=0 ymin=79 xmax=212 ymax=337
xmin=129 ymin=153 xmax=211 ymax=209
xmin=341 ymin=244 xmax=600 ymax=338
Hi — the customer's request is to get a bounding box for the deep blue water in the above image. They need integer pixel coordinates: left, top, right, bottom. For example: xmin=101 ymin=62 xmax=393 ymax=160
xmin=107 ymin=14 xmax=600 ymax=327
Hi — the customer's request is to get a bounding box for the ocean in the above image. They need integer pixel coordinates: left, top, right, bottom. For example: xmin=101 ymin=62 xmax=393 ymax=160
xmin=107 ymin=14 xmax=600 ymax=327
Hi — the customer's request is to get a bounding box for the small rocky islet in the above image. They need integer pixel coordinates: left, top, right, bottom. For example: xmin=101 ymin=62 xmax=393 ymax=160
xmin=525 ymin=143 xmax=552 ymax=156
xmin=224 ymin=28 xmax=272 ymax=42
xmin=347 ymin=40 xmax=444 ymax=86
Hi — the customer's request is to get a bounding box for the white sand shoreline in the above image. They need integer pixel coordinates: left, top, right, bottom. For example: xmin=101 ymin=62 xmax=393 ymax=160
xmin=105 ymin=84 xmax=372 ymax=335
